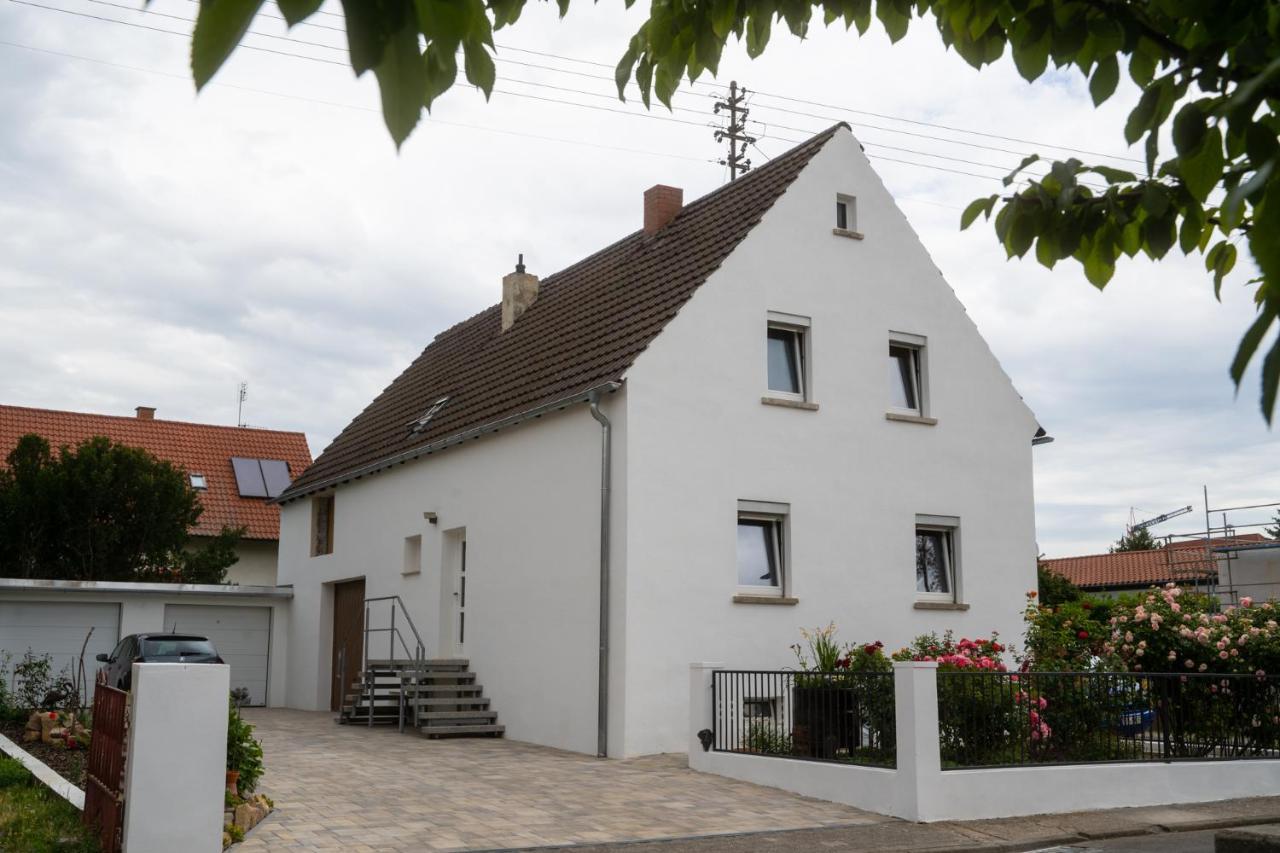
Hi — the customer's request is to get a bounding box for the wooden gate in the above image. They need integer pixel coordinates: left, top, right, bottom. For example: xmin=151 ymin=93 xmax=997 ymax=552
xmin=83 ymin=678 xmax=129 ymax=853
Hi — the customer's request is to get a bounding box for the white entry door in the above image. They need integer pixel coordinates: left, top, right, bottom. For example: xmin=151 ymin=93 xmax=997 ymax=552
xmin=163 ymin=604 xmax=271 ymax=705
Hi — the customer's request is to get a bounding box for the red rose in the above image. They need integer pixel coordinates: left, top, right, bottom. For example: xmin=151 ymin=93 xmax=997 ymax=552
xmin=1077 ymin=630 xmax=1089 ymax=639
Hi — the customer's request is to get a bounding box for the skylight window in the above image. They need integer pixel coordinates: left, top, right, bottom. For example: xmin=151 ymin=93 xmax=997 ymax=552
xmin=189 ymin=473 xmax=207 ymax=490
xmin=230 ymin=457 xmax=292 ymax=498
xmin=409 ymin=397 xmax=450 ymax=434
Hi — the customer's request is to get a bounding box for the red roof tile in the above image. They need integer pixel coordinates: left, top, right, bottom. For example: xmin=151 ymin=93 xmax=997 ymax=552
xmin=0 ymin=405 xmax=311 ymax=541
xmin=283 ymin=125 xmax=846 ymax=500
xmin=1043 ymin=536 xmax=1269 ymax=590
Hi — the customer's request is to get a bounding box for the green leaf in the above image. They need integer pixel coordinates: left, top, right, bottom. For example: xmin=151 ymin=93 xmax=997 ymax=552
xmin=1124 ymin=85 xmax=1161 ymax=146
xmin=960 ymin=195 xmax=998 ymax=230
xmin=462 ymin=41 xmax=496 ymax=97
xmin=746 ymin=11 xmax=772 ymax=58
xmin=1088 ymin=165 xmax=1137 ymax=184
xmin=1230 ymin=306 xmax=1277 ymax=386
xmin=1178 ymin=205 xmax=1204 ymax=254
xmin=1004 ymin=154 xmax=1040 ymax=187
xmin=1011 ymin=32 xmax=1049 ymax=82
xmin=276 ymin=0 xmax=322 ymax=26
xmin=372 ymin=12 xmax=427 ymax=148
xmin=421 ymin=42 xmax=457 ymax=110
xmin=1035 ymin=230 xmax=1061 ymax=269
xmin=1172 ymin=102 xmax=1207 ymax=158
xmin=1205 ymin=240 xmax=1238 ymax=299
xmin=1142 ymin=212 xmax=1175 ymax=259
xmin=1140 ymin=183 xmax=1169 ymax=217
xmin=192 ymin=0 xmax=266 ymax=89
xmin=1180 ymin=126 xmax=1224 ymax=203
xmin=1089 ymin=55 xmax=1118 ymax=106
xmin=875 ymin=0 xmax=909 ymax=43
xmin=1261 ymin=332 xmax=1280 ymax=424
xmin=615 ymin=39 xmax=639 ymax=100
xmin=489 ymin=0 xmax=524 ymax=29
xmin=1083 ymin=243 xmax=1116 ymax=288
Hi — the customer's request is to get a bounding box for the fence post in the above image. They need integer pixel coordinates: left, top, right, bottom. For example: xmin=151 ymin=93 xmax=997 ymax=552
xmin=688 ymin=662 xmax=723 ymax=772
xmin=893 ymin=661 xmax=940 ymax=822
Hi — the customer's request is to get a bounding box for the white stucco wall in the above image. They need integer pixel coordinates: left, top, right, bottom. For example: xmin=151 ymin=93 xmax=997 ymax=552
xmin=225 ymin=539 xmax=279 ymax=587
xmin=1222 ymin=548 xmax=1280 ymax=604
xmin=276 ymin=394 xmax=626 ymax=756
xmin=620 ymin=127 xmax=1040 ymax=756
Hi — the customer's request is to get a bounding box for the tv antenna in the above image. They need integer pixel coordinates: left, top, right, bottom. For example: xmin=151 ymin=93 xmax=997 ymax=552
xmin=237 ymin=382 xmax=248 ymax=428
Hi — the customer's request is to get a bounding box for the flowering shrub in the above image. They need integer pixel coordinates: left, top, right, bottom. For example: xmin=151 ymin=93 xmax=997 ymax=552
xmin=786 ymin=627 xmax=895 ymax=764
xmin=1105 ymin=585 xmax=1280 ymax=677
xmin=1020 ymin=590 xmax=1118 ymax=671
xmin=890 ymin=631 xmax=1010 ymax=670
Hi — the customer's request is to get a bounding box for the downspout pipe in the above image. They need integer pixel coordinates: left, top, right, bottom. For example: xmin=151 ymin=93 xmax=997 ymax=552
xmin=587 ymin=384 xmax=618 ymax=758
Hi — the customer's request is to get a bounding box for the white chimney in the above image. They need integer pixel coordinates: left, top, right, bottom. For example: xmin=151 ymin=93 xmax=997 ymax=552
xmin=502 ymin=254 xmax=540 ymax=331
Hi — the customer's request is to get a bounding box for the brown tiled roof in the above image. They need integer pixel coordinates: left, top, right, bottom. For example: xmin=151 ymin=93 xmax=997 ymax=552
xmin=1042 ymin=536 xmax=1268 ymax=590
xmin=0 ymin=405 xmax=311 ymax=541
xmin=283 ymin=124 xmax=847 ymax=500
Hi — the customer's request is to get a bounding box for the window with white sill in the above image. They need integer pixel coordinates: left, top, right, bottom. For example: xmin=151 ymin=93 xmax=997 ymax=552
xmin=915 ymin=517 xmax=959 ymax=602
xmin=737 ymin=501 xmax=789 ymax=597
xmin=888 ymin=334 xmax=928 ymax=417
xmin=766 ymin=312 xmax=811 ymax=403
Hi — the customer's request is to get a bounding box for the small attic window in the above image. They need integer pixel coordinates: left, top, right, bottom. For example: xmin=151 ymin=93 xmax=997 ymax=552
xmin=834 ymin=194 xmax=862 ymax=239
xmin=409 ymin=397 xmax=450 ymax=434
xmin=190 ymin=473 xmax=207 ymax=490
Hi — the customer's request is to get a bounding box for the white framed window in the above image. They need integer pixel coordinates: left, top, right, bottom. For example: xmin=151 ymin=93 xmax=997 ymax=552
xmin=311 ymin=494 xmax=335 ymax=557
xmin=765 ymin=312 xmax=811 ymax=402
xmin=888 ymin=332 xmax=927 ymax=416
xmin=189 ymin=473 xmax=207 ymax=490
xmin=737 ymin=500 xmax=789 ymax=596
xmin=743 ymin=697 xmax=779 ymax=720
xmin=835 ymin=194 xmax=856 ymax=232
xmin=915 ymin=515 xmax=959 ymax=602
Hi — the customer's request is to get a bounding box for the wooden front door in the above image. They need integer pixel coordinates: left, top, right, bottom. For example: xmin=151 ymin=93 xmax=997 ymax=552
xmin=330 ymin=578 xmax=365 ymax=712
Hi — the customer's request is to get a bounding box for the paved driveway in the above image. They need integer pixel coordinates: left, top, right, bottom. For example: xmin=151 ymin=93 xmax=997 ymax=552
xmin=238 ymin=709 xmax=887 ymax=852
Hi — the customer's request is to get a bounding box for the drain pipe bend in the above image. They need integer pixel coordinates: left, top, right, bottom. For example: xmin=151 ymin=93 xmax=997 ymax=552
xmin=588 ymin=386 xmax=616 ymax=758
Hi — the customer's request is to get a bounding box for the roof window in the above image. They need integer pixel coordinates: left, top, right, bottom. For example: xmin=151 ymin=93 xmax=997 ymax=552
xmin=189 ymin=473 xmax=207 ymax=490
xmin=409 ymin=397 xmax=450 ymax=434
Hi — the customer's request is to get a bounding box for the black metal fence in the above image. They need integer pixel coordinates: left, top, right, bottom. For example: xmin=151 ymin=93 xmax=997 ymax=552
xmin=938 ymin=671 xmax=1280 ymax=769
xmin=710 ymin=670 xmax=896 ymax=767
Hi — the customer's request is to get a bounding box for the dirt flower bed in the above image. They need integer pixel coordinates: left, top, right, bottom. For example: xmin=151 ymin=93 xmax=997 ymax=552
xmin=0 ymin=719 xmax=87 ymax=789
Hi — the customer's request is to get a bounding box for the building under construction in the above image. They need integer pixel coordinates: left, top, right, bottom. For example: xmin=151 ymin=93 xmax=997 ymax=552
xmin=1043 ymin=490 xmax=1280 ymax=604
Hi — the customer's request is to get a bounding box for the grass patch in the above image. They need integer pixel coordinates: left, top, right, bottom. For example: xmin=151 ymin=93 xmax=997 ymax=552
xmin=0 ymin=756 xmax=99 ymax=852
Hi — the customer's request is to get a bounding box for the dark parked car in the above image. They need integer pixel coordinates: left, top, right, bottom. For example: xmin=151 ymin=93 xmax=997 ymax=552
xmin=96 ymin=633 xmax=224 ymax=691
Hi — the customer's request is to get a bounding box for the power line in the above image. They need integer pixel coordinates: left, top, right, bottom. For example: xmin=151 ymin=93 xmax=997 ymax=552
xmin=4 ymin=2 xmax=1116 ymax=191
xmin=0 ymin=38 xmax=716 ymax=164
xmin=748 ymin=89 xmax=1143 ymax=165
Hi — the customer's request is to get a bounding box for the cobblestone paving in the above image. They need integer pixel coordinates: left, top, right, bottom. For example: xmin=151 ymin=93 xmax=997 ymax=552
xmin=237 ymin=709 xmax=886 ymax=852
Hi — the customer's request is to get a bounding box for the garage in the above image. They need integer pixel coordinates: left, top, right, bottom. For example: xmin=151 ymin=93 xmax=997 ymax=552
xmin=163 ymin=604 xmax=271 ymax=706
xmin=0 ymin=601 xmax=120 ymax=684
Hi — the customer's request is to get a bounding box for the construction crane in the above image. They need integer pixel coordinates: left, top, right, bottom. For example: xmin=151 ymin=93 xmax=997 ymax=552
xmin=1129 ymin=505 xmax=1194 ymax=532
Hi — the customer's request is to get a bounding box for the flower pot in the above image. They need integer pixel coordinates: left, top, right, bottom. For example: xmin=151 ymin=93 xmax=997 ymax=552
xmin=226 ymin=769 xmax=240 ymax=797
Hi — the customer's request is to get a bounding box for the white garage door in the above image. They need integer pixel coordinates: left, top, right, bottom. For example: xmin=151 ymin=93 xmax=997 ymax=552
xmin=0 ymin=601 xmax=120 ymax=685
xmin=163 ymin=605 xmax=271 ymax=706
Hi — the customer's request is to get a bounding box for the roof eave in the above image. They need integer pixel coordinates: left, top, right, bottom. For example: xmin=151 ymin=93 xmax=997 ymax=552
xmin=276 ymin=380 xmax=623 ymax=504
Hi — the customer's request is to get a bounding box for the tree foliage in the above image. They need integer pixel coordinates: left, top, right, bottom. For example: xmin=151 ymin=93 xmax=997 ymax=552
xmin=0 ymin=434 xmax=241 ymax=582
xmin=188 ymin=0 xmax=1280 ymax=421
xmin=1037 ymin=561 xmax=1082 ymax=605
xmin=1266 ymin=509 xmax=1280 ymax=539
xmin=1110 ymin=525 xmax=1160 ymax=552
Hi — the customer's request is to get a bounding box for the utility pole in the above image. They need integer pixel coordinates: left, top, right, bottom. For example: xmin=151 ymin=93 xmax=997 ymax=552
xmin=714 ymin=80 xmax=755 ymax=180
xmin=237 ymin=382 xmax=248 ymax=428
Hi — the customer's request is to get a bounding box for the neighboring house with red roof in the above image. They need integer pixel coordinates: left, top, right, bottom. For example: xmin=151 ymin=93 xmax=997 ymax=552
xmin=273 ymin=125 xmax=1046 ymax=756
xmin=1043 ymin=534 xmax=1273 ymax=598
xmin=0 ymin=403 xmax=312 ymax=586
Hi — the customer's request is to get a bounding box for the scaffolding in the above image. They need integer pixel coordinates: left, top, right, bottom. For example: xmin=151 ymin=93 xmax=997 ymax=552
xmin=1151 ymin=488 xmax=1280 ymax=605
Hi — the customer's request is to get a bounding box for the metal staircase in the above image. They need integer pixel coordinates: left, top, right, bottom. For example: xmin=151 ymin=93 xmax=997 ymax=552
xmin=336 ymin=596 xmax=504 ymax=739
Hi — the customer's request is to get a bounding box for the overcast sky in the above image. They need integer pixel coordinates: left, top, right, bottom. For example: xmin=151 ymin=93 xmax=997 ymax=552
xmin=1 ymin=0 xmax=1275 ymax=557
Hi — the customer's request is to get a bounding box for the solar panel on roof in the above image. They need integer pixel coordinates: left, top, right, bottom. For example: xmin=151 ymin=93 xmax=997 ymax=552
xmin=260 ymin=459 xmax=292 ymax=498
xmin=230 ymin=457 xmax=268 ymax=498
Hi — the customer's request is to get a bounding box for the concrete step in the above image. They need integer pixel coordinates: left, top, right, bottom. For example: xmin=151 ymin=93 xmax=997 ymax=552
xmin=418 ymin=723 xmax=505 ymax=738
xmin=418 ymin=710 xmax=499 ymax=721
xmin=410 ymin=697 xmax=491 ymax=708
xmin=366 ymin=658 xmax=469 ymax=670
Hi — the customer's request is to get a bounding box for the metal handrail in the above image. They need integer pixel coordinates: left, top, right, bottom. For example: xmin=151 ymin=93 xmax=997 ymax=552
xmin=360 ymin=595 xmax=429 ymax=732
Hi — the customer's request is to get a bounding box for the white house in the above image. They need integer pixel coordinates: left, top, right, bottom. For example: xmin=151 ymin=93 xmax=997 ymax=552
xmin=274 ymin=124 xmax=1044 ymax=758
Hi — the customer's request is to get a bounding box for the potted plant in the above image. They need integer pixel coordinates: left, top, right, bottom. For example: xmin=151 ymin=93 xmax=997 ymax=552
xmin=226 ymin=697 xmax=264 ymax=796
xmin=789 ymin=624 xmax=855 ymax=759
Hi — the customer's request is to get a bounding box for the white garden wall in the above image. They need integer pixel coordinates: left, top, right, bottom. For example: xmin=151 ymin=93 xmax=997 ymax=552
xmin=690 ymin=662 xmax=1280 ymax=822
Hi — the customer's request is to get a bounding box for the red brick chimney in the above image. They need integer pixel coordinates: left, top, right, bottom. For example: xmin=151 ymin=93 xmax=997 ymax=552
xmin=643 ymin=185 xmax=683 ymax=234
xmin=135 ymin=406 xmax=155 ymax=420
